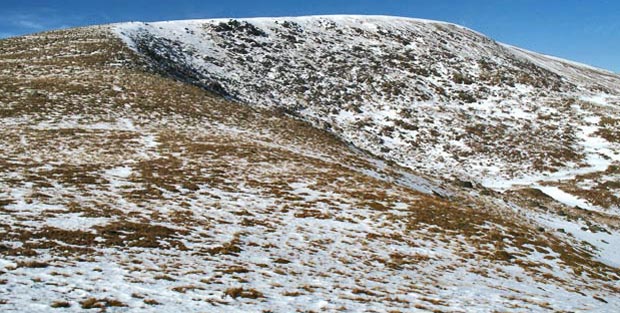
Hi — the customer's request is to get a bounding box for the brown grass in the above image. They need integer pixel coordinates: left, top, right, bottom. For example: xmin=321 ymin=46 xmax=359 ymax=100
xmin=405 ymin=193 xmax=620 ymax=282
xmin=94 ymin=221 xmax=188 ymax=249
xmin=224 ymin=287 xmax=264 ymax=299
xmin=154 ymin=275 xmax=176 ymax=281
xmin=80 ymin=298 xmax=104 ymax=309
xmin=50 ymin=301 xmax=71 ymax=308
xmin=171 ymin=285 xmax=205 ymax=293
xmin=204 ymin=235 xmax=243 ymax=256
xmin=144 ymin=299 xmax=161 ymax=305
xmin=596 ymin=117 xmax=620 ymax=143
xmin=16 ymin=260 xmax=49 ymax=268
xmin=80 ymin=297 xmax=126 ymax=309
xmin=220 ymin=266 xmax=250 ymax=274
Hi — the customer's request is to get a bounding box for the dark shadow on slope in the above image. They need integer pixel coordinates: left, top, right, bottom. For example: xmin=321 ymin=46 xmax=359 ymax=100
xmin=128 ymin=30 xmax=236 ymax=100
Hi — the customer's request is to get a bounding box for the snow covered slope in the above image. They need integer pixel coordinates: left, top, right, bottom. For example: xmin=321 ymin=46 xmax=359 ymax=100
xmin=115 ymin=15 xmax=620 ymax=185
xmin=1 ymin=16 xmax=620 ymax=312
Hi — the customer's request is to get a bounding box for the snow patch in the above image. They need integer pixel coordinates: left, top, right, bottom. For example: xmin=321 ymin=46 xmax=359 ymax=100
xmin=46 ymin=214 xmax=110 ymax=231
xmin=535 ymin=213 xmax=620 ymax=268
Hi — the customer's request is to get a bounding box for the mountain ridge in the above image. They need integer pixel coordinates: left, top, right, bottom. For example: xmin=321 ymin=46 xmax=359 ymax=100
xmin=115 ymin=14 xmax=619 ymax=76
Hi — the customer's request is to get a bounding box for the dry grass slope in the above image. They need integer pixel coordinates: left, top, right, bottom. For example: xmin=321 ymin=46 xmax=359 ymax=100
xmin=0 ymin=24 xmax=619 ymax=312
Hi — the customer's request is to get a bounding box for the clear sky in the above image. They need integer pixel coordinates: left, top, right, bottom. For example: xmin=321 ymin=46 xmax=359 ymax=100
xmin=1 ymin=0 xmax=618 ymax=72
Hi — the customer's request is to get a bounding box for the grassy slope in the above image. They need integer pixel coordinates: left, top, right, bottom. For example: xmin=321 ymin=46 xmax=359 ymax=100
xmin=0 ymin=26 xmax=619 ymax=311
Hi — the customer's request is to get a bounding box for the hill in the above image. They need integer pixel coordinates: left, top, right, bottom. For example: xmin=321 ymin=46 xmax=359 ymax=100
xmin=0 ymin=16 xmax=619 ymax=312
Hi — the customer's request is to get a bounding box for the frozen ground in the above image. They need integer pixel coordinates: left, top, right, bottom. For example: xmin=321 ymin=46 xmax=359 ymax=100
xmin=115 ymin=15 xmax=620 ymax=183
xmin=1 ymin=16 xmax=620 ymax=312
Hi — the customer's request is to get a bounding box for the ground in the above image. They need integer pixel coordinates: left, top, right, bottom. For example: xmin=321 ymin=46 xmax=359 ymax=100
xmin=1 ymin=18 xmax=620 ymax=312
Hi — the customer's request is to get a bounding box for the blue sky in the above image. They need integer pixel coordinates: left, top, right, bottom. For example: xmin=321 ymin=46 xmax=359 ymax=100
xmin=1 ymin=0 xmax=618 ymax=72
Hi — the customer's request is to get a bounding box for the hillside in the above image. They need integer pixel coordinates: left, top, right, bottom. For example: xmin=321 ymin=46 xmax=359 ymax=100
xmin=0 ymin=16 xmax=619 ymax=312
xmin=115 ymin=16 xmax=620 ymax=183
